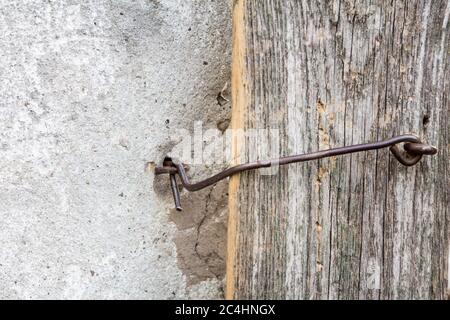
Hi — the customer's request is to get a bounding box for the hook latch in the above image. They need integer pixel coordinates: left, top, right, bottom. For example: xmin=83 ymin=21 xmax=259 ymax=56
xmin=155 ymin=134 xmax=437 ymax=211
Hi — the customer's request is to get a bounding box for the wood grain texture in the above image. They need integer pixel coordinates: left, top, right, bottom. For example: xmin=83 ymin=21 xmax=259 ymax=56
xmin=226 ymin=0 xmax=247 ymax=300
xmin=228 ymin=0 xmax=449 ymax=299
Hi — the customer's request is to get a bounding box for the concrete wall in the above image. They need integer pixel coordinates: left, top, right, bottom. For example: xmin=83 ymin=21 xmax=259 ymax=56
xmin=0 ymin=0 xmax=231 ymax=299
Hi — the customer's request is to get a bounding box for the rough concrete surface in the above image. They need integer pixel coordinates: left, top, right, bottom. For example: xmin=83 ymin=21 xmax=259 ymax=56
xmin=0 ymin=0 xmax=231 ymax=299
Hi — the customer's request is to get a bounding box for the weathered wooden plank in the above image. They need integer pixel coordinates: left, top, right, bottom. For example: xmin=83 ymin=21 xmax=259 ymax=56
xmin=227 ymin=0 xmax=449 ymax=299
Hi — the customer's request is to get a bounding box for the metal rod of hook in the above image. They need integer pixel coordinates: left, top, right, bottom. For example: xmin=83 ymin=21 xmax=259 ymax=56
xmin=169 ymin=174 xmax=182 ymax=211
xmin=155 ymin=134 xmax=437 ymax=210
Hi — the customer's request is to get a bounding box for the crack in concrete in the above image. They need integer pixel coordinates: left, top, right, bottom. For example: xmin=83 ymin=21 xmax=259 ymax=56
xmin=169 ymin=178 xmax=228 ymax=288
xmin=194 ymin=187 xmax=214 ymax=262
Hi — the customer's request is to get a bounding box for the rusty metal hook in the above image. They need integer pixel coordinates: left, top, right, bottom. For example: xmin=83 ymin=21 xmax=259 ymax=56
xmin=155 ymin=134 xmax=437 ymax=211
